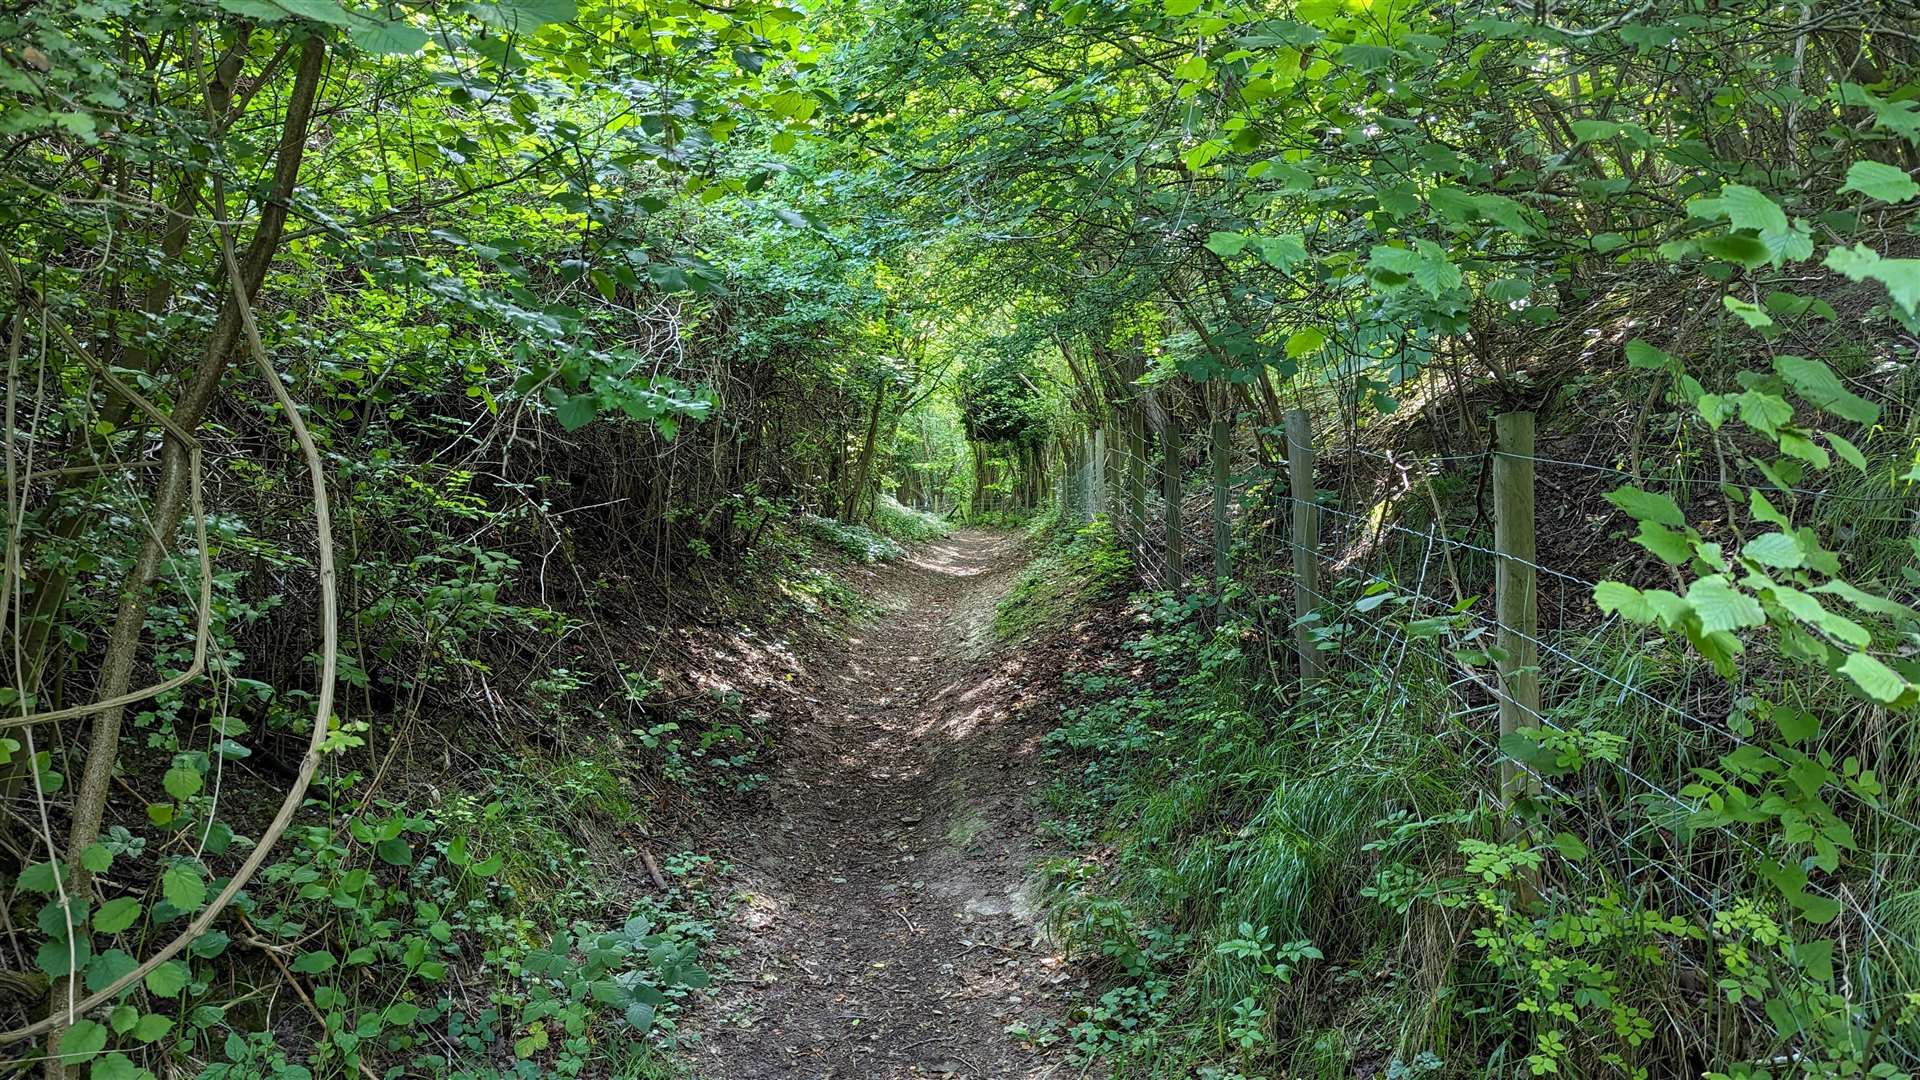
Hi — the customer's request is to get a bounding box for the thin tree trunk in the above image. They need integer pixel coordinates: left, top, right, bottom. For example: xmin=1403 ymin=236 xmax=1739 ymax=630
xmin=842 ymin=381 xmax=887 ymax=523
xmin=42 ymin=36 xmax=328 ymax=1075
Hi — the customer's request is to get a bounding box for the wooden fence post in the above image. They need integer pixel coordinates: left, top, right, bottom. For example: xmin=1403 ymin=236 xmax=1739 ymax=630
xmin=1210 ymin=388 xmax=1231 ymax=584
xmin=1494 ymin=410 xmax=1541 ymax=816
xmin=1285 ymin=409 xmax=1322 ymax=684
xmin=1092 ymin=427 xmax=1108 ymax=519
xmin=1128 ymin=405 xmax=1147 ymax=554
xmin=1160 ymin=398 xmax=1184 ymax=593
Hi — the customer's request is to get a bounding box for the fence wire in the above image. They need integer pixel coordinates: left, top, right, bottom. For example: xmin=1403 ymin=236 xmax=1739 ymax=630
xmin=1049 ymin=420 xmax=1920 ymax=1059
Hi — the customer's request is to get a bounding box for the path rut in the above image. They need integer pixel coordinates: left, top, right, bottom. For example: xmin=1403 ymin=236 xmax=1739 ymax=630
xmin=697 ymin=528 xmax=1071 ymax=1079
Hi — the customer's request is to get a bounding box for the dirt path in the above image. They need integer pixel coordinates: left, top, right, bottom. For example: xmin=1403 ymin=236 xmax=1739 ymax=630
xmin=696 ymin=528 xmax=1072 ymax=1079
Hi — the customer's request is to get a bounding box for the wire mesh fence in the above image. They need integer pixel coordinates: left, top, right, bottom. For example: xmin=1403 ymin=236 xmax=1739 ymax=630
xmin=1047 ymin=410 xmax=1920 ymax=1064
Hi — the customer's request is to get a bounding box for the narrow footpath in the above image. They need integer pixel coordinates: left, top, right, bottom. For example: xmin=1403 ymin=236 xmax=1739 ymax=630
xmin=698 ymin=528 xmax=1074 ymax=1079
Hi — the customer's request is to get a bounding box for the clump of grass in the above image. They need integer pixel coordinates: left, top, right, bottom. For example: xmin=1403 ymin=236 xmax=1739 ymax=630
xmin=797 ymin=513 xmax=905 ymax=562
xmin=872 ymin=495 xmax=953 ymax=541
xmin=994 ymin=517 xmax=1131 ymax=642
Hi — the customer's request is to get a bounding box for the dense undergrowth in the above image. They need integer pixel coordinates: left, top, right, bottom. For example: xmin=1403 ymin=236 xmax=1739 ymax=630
xmin=1015 ymin=370 xmax=1920 ymax=1078
xmin=8 ymin=0 xmax=1920 ymax=1076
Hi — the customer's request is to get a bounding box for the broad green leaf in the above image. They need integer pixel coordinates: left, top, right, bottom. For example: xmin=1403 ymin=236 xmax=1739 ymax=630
xmin=1604 ymin=485 xmax=1685 ymax=527
xmin=1569 ymin=119 xmax=1619 ymax=143
xmin=131 ymin=1013 xmax=172 ymax=1042
xmin=1204 ymin=231 xmax=1248 ymax=257
xmin=472 ymin=0 xmax=576 ymax=31
xmin=1633 ymin=521 xmax=1693 ymax=564
xmin=1715 ymin=185 xmax=1789 ymax=235
xmin=1741 ymin=532 xmax=1803 ymax=569
xmin=1774 ymin=355 xmax=1879 ymax=425
xmin=1411 ymin=240 xmax=1460 ymax=296
xmin=276 ymin=0 xmax=356 ymax=26
xmin=1284 ymin=328 xmax=1325 ymax=358
xmin=1252 ymin=234 xmax=1307 ymax=269
xmin=1594 ymin=581 xmax=1653 ymax=622
xmin=1824 ymin=244 xmax=1920 ymax=314
xmin=162 ymin=863 xmax=206 ymax=912
xmin=351 ymin=19 xmax=429 ymax=56
xmin=88 ymin=1052 xmax=153 ymax=1080
xmin=55 ymin=1018 xmax=106 ymax=1063
xmin=1624 ymin=338 xmax=1674 ymax=371
xmin=291 ymin=950 xmax=336 ymax=974
xmin=1839 ymin=160 xmax=1919 ymax=203
xmin=18 ymin=860 xmax=61 ymax=893
xmin=163 ymin=766 xmax=201 ymax=800
xmin=1722 ymin=295 xmax=1773 ymax=329
xmin=85 ymin=949 xmax=139 ymax=993
xmin=144 ymin=960 xmax=190 ymax=998
xmin=1827 ymin=432 xmax=1868 ymax=472
xmin=1686 ymin=576 xmax=1765 ymax=634
xmin=1840 ymin=652 xmax=1907 ymax=703
xmin=80 ymin=842 xmax=113 ymax=873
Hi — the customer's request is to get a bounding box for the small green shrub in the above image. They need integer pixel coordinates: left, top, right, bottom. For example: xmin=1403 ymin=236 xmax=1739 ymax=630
xmin=797 ymin=514 xmax=905 ymax=562
xmin=872 ymin=495 xmax=953 ymax=541
xmin=994 ymin=518 xmax=1131 ymax=642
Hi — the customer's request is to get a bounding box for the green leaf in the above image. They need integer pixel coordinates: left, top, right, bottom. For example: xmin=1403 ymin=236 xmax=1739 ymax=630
xmin=350 ymin=19 xmax=430 ymax=56
xmin=1686 ymin=576 xmax=1765 ymax=634
xmin=1173 ymin=54 xmax=1209 ymax=81
xmin=276 ymin=0 xmax=356 ymax=26
xmin=1791 ymin=890 xmax=1843 ymax=925
xmin=163 ymin=766 xmax=202 ymax=801
xmin=1604 ymin=485 xmax=1685 ymax=527
xmin=1840 ymin=652 xmax=1908 ymax=703
xmin=1204 ymin=231 xmax=1248 ymax=257
xmin=1411 ymin=240 xmax=1460 ymax=296
xmin=85 ymin=949 xmax=139 ymax=993
xmin=1741 ymin=532 xmax=1803 ymax=569
xmin=80 ymin=842 xmax=113 ymax=873
xmin=1633 ymin=521 xmax=1693 ymax=564
xmin=109 ymin=1006 xmax=137 ymax=1035
xmin=93 ymin=897 xmax=141 ymax=934
xmin=1827 ymin=432 xmax=1868 ymax=472
xmin=548 ymin=391 xmax=597 ymax=432
xmin=1773 ymin=708 xmax=1820 ymax=744
xmin=130 ymin=1012 xmax=171 ymax=1043
xmin=291 ymin=950 xmax=336 ymax=974
xmin=1165 ymin=0 xmax=1202 ymax=13
xmin=1251 ymin=234 xmax=1307 ymax=269
xmin=1715 ymin=184 xmax=1790 ymax=235
xmin=1593 ymin=581 xmax=1654 ymax=622
xmin=1184 ymin=140 xmax=1224 ymax=171
xmin=18 ymin=860 xmax=61 ymax=894
xmin=144 ymin=960 xmax=189 ymax=999
xmin=55 ymin=1018 xmax=106 ymax=1063
xmin=1839 ymin=160 xmax=1919 ymax=203
xmin=1284 ymin=328 xmax=1325 ymax=358
xmin=1701 ymin=232 xmax=1771 ymax=268
xmin=88 ymin=1052 xmax=153 ymax=1080
xmin=1722 ymin=295 xmax=1774 ymax=329
xmin=376 ymin=837 xmax=413 ymax=866
xmin=162 ymin=864 xmax=206 ymax=912
xmin=1823 ymin=244 xmax=1920 ymax=314
xmin=1624 ymin=338 xmax=1674 ymax=371
xmin=1774 ymin=355 xmax=1879 ymax=425
xmin=1569 ymin=119 xmax=1619 ymax=143
xmin=37 ymin=936 xmax=90 ymax=977
xmin=472 ymin=0 xmax=576 ymax=31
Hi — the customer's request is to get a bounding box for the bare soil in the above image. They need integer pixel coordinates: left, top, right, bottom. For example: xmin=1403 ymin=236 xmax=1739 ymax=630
xmin=693 ymin=528 xmax=1077 ymax=1079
